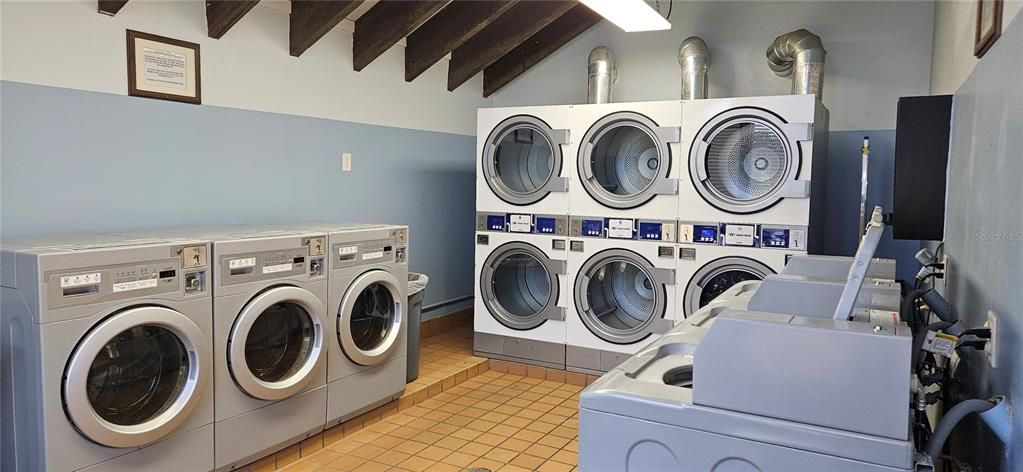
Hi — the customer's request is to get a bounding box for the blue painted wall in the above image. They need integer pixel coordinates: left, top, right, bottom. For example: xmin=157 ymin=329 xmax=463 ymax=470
xmin=0 ymin=81 xmax=475 ymax=318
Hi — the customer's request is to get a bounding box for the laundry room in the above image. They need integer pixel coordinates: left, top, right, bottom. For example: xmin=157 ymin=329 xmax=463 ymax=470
xmin=1 ymin=0 xmax=1021 ymax=471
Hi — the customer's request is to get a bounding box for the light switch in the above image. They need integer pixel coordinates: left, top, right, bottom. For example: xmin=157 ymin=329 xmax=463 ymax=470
xmin=342 ymin=153 xmax=352 ymax=172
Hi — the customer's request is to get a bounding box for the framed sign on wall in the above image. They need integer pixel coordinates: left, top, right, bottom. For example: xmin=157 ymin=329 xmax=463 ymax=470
xmin=127 ymin=30 xmax=201 ymax=104
xmin=974 ymin=0 xmax=1003 ymax=57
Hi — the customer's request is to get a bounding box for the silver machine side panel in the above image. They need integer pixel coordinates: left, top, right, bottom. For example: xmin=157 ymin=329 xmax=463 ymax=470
xmin=783 ymin=254 xmax=897 ymax=280
xmin=748 ymin=274 xmax=901 ymax=316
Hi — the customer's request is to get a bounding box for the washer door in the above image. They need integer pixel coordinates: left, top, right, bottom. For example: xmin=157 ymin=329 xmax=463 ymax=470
xmin=684 ymin=256 xmax=775 ymax=316
xmin=575 ymin=249 xmax=675 ymax=344
xmin=578 ymin=112 xmax=679 ymax=209
xmin=690 ymin=107 xmax=812 ymax=214
xmin=63 ymin=306 xmax=209 ymax=448
xmin=482 ymin=115 xmax=569 ymax=206
xmin=338 ymin=270 xmax=403 ymax=366
xmin=480 ymin=242 xmax=567 ymax=330
xmin=229 ymin=286 xmax=325 ymax=401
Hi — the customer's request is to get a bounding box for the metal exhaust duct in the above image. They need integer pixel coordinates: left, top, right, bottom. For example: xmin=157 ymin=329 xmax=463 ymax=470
xmin=766 ymin=29 xmax=826 ymax=97
xmin=587 ymin=46 xmax=617 ymax=104
xmin=678 ymin=36 xmax=709 ymax=100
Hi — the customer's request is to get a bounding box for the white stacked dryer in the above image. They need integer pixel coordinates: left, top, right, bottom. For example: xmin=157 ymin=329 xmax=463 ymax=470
xmin=474 ymin=212 xmax=570 ymax=369
xmin=1 ymin=235 xmax=215 ymax=472
xmin=565 ymin=216 xmax=678 ymax=375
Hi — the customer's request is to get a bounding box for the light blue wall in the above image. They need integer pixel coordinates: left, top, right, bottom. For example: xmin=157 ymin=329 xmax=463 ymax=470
xmin=0 ymin=81 xmax=475 ymax=318
xmin=942 ymin=15 xmax=1023 ymax=472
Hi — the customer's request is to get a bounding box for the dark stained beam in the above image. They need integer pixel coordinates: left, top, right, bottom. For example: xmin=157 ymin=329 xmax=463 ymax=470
xmin=483 ymin=4 xmax=601 ymax=97
xmin=206 ymin=0 xmax=259 ymax=39
xmin=447 ymin=1 xmax=575 ymax=91
xmin=405 ymin=0 xmax=518 ymax=82
xmin=97 ymin=0 xmax=128 ymax=16
xmin=354 ymin=1 xmax=450 ymax=72
xmin=290 ymin=0 xmax=363 ymax=57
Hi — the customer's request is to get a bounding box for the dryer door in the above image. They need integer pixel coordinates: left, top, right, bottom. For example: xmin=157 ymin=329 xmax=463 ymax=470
xmin=482 ymin=115 xmax=569 ymax=206
xmin=64 ymin=306 xmax=209 ymax=448
xmin=575 ymin=249 xmax=675 ymax=344
xmin=338 ymin=269 xmax=404 ymax=366
xmin=480 ymin=241 xmax=566 ymax=331
xmin=229 ymin=286 xmax=325 ymax=401
xmin=684 ymin=256 xmax=775 ymax=316
xmin=690 ymin=107 xmax=811 ymax=214
xmin=578 ymin=112 xmax=679 ymax=209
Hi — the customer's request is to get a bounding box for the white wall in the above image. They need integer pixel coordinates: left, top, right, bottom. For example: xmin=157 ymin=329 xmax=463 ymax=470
xmin=930 ymin=0 xmax=1023 ymax=94
xmin=0 ymin=0 xmax=488 ymax=135
xmin=489 ymin=1 xmax=936 ymax=131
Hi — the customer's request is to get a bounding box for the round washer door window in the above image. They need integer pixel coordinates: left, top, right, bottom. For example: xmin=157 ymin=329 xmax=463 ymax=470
xmin=690 ymin=108 xmax=801 ymax=214
xmin=229 ymin=286 xmax=325 ymax=401
xmin=338 ymin=270 xmax=403 ymax=366
xmin=578 ymin=112 xmax=674 ymax=209
xmin=63 ymin=306 xmax=209 ymax=448
xmin=482 ymin=115 xmax=565 ymax=206
xmin=684 ymin=256 xmax=775 ymax=316
xmin=575 ymin=249 xmax=668 ymax=344
xmin=480 ymin=242 xmax=563 ymax=330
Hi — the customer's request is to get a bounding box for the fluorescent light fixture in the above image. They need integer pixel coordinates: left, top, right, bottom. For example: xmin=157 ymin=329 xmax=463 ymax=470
xmin=581 ymin=0 xmax=671 ymax=32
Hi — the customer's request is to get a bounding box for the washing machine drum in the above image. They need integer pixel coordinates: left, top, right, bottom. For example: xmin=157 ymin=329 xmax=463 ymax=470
xmin=579 ymin=112 xmax=674 ymax=209
xmin=691 ymin=109 xmax=802 ymax=214
xmin=338 ymin=269 xmax=404 ymax=366
xmin=480 ymin=242 xmax=564 ymax=330
xmin=685 ymin=257 xmax=775 ymax=316
xmin=575 ymin=249 xmax=670 ymax=344
xmin=483 ymin=115 xmax=566 ymax=206
xmin=63 ymin=306 xmax=209 ymax=448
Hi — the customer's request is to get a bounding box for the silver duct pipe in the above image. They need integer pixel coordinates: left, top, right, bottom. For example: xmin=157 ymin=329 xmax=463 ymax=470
xmin=678 ymin=36 xmax=709 ymax=100
xmin=766 ymin=29 xmax=826 ymax=97
xmin=587 ymin=46 xmax=617 ymax=104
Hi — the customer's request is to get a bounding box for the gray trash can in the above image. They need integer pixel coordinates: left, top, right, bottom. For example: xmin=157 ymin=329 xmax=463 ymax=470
xmin=406 ymin=273 xmax=429 ymax=383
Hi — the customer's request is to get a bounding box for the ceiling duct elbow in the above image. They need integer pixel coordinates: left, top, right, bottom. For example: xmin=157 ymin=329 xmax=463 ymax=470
xmin=587 ymin=46 xmax=617 ymax=104
xmin=766 ymin=29 xmax=826 ymax=98
xmin=678 ymin=36 xmax=709 ymax=100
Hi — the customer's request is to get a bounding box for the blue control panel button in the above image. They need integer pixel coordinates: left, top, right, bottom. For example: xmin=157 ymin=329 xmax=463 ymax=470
xmin=761 ymin=228 xmax=790 ymax=248
xmin=486 ymin=215 xmax=506 ymax=231
xmin=581 ymin=220 xmax=603 ymax=237
xmin=638 ymin=222 xmax=662 ymax=240
xmin=694 ymin=225 xmax=719 ymax=243
xmin=536 ymin=217 xmax=557 ymax=234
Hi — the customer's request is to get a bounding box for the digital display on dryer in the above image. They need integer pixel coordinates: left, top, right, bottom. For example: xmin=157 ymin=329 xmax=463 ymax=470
xmin=762 ymin=228 xmax=791 ymax=248
xmin=694 ymin=225 xmax=719 ymax=244
xmin=487 ymin=215 xmax=506 ymax=231
xmin=581 ymin=220 xmax=603 ymax=237
xmin=535 ymin=217 xmax=557 ymax=234
xmin=638 ymin=222 xmax=663 ymax=240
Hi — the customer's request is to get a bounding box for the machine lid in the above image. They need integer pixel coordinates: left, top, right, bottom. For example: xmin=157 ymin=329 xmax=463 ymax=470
xmin=480 ymin=241 xmax=566 ymax=331
xmin=690 ymin=107 xmax=807 ymax=214
xmin=575 ymin=249 xmax=672 ymax=344
xmin=482 ymin=115 xmax=569 ymax=206
xmin=338 ymin=269 xmax=404 ymax=366
xmin=578 ymin=112 xmax=678 ymax=210
xmin=684 ymin=256 xmax=775 ymax=316
xmin=228 ymin=285 xmax=325 ymax=401
xmin=63 ymin=306 xmax=209 ymax=448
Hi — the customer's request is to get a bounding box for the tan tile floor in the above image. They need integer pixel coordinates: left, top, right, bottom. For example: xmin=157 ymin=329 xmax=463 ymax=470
xmin=284 ymin=371 xmax=581 ymax=472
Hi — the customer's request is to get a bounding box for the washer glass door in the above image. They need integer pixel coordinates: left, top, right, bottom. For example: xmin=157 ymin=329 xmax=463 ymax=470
xmin=229 ymin=286 xmax=325 ymax=401
xmin=482 ymin=115 xmax=567 ymax=206
xmin=64 ymin=306 xmax=209 ymax=448
xmin=480 ymin=242 xmax=564 ymax=330
xmin=578 ymin=112 xmax=676 ymax=209
xmin=684 ymin=256 xmax=775 ymax=316
xmin=575 ymin=249 xmax=670 ymax=344
xmin=338 ymin=270 xmax=403 ymax=366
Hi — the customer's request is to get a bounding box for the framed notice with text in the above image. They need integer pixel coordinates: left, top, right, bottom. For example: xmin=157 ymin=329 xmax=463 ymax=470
xmin=974 ymin=0 xmax=1003 ymax=57
xmin=127 ymin=30 xmax=201 ymax=104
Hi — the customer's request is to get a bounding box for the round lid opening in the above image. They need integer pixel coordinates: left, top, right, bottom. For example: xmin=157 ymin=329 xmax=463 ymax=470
xmin=585 ymin=259 xmax=656 ymax=331
xmin=245 ymin=302 xmax=315 ymax=383
xmin=703 ymin=121 xmax=789 ymax=203
xmin=589 ymin=125 xmax=660 ymax=198
xmin=491 ymin=252 xmax=552 ymax=320
xmin=349 ymin=282 xmax=397 ymax=351
xmin=493 ymin=126 xmax=555 ymax=195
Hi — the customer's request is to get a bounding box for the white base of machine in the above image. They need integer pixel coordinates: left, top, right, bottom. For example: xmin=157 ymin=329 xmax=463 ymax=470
xmin=79 ymin=424 xmax=214 ymax=472
xmin=214 ymin=386 xmax=326 ymax=471
xmin=325 ymin=356 xmax=406 ymax=429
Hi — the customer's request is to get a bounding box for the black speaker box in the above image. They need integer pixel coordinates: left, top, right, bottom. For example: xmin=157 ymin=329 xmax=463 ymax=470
xmin=892 ymin=95 xmax=953 ymax=240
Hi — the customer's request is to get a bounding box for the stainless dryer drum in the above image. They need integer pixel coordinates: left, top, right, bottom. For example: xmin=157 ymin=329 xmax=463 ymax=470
xmin=339 ymin=269 xmax=404 ymax=366
xmin=482 ymin=115 xmax=568 ymax=206
xmin=229 ymin=286 xmax=326 ymax=401
xmin=575 ymin=249 xmax=672 ymax=344
xmin=578 ymin=112 xmax=677 ymax=209
xmin=480 ymin=242 xmax=565 ymax=331
xmin=63 ymin=306 xmax=209 ymax=448
xmin=684 ymin=256 xmax=775 ymax=316
xmin=690 ymin=108 xmax=808 ymax=214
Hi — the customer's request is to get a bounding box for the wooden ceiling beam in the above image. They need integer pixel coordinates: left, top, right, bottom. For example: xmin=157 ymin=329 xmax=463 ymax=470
xmin=97 ymin=0 xmax=129 ymax=16
xmin=447 ymin=0 xmax=576 ymax=91
xmin=483 ymin=4 xmax=601 ymax=97
xmin=206 ymin=0 xmax=259 ymax=39
xmin=353 ymin=1 xmax=450 ymax=72
xmin=404 ymin=0 xmax=518 ymax=82
xmin=290 ymin=0 xmax=363 ymax=57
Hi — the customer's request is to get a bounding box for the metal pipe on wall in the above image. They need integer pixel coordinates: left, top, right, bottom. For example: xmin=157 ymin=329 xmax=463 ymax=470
xmin=678 ymin=36 xmax=709 ymax=100
xmin=766 ymin=29 xmax=826 ymax=97
xmin=587 ymin=46 xmax=617 ymax=104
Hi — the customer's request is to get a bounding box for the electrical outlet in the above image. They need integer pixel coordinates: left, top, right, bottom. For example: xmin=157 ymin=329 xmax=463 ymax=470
xmin=985 ymin=310 xmax=998 ymax=368
xmin=936 ymin=254 xmax=949 ymax=295
xmin=342 ymin=153 xmax=352 ymax=172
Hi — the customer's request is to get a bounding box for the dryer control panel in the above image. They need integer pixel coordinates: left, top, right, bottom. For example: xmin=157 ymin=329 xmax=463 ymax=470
xmin=569 ymin=217 xmax=677 ymax=242
xmin=679 ymin=222 xmax=807 ymax=250
xmin=475 ymin=212 xmax=567 ymax=236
